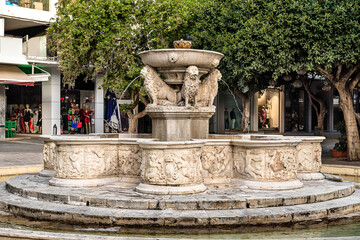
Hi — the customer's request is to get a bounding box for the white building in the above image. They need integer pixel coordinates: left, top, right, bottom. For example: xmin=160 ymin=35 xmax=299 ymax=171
xmin=0 ymin=0 xmax=104 ymax=139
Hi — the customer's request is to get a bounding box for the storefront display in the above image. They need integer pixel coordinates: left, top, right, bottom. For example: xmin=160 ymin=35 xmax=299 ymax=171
xmin=61 ymin=89 xmax=95 ymax=134
xmin=258 ymin=88 xmax=280 ymax=131
xmin=285 ymin=90 xmax=305 ymax=132
xmin=5 ymin=84 xmax=43 ymax=134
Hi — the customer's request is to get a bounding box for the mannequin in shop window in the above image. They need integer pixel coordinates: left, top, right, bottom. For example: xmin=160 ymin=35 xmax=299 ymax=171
xmin=24 ymin=104 xmax=32 ymax=133
xmin=37 ymin=104 xmax=42 ymax=134
xmin=19 ymin=104 xmax=25 ymax=133
xmin=84 ymin=105 xmax=92 ymax=134
xmin=260 ymin=106 xmax=266 ymax=128
xmin=79 ymin=104 xmax=85 ymax=134
xmin=265 ymin=107 xmax=270 ymax=128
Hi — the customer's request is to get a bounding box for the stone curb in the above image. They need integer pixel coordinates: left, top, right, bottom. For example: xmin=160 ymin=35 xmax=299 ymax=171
xmin=0 ymin=165 xmax=43 ymax=177
xmin=5 ymin=175 xmax=356 ymax=210
xmin=322 ymin=164 xmax=360 ymax=176
xmin=2 ymin=182 xmax=360 ymax=227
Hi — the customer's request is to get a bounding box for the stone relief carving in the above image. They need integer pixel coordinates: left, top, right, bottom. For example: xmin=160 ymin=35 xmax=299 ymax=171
xmin=55 ymin=147 xmax=85 ymax=179
xmin=141 ymin=153 xmax=166 ymax=185
xmin=118 ymin=145 xmax=141 ymax=176
xmin=181 ymin=65 xmax=201 ymax=108
xmin=141 ymin=65 xmax=181 ymax=106
xmin=266 ymin=148 xmax=297 ymax=180
xmin=168 ymin=53 xmax=179 ymax=63
xmin=196 ymin=69 xmax=222 ymax=107
xmin=43 ymin=142 xmax=56 ymax=170
xmin=141 ymin=148 xmax=202 ymax=185
xmin=201 ymin=145 xmax=231 ymax=178
xmin=244 ymin=149 xmax=265 ymax=179
xmin=233 ymin=147 xmax=246 ymax=178
xmin=297 ymin=143 xmax=314 ymax=172
xmin=233 ymin=148 xmax=265 ymax=180
xmin=313 ymin=143 xmax=322 ymax=172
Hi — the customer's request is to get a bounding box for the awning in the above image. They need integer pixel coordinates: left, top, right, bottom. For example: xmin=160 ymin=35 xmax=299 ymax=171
xmin=0 ymin=64 xmax=50 ymax=86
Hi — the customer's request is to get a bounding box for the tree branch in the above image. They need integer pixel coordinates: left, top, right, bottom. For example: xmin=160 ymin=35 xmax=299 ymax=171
xmin=336 ymin=65 xmax=342 ymax=80
xmin=348 ymin=71 xmax=360 ymax=92
xmin=341 ymin=64 xmax=360 ymax=82
xmin=303 ymin=79 xmax=319 ymax=115
xmin=316 ymin=66 xmax=334 ymax=82
xmin=355 ymin=112 xmax=360 ymax=126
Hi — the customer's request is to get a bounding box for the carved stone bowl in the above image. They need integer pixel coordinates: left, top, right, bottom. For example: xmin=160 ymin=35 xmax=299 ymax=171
xmin=173 ymin=40 xmax=192 ymax=49
xmin=138 ymin=49 xmax=224 ymax=84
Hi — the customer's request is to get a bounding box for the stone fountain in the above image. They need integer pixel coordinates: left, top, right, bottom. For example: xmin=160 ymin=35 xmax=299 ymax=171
xmin=1 ymin=46 xmax=360 ymax=231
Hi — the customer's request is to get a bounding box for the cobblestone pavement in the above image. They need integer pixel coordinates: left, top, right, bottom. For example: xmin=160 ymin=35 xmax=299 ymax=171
xmin=0 ymin=136 xmax=43 ymax=167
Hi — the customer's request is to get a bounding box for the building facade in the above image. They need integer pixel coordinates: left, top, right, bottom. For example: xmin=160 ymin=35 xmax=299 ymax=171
xmin=0 ymin=0 xmax=105 ymax=139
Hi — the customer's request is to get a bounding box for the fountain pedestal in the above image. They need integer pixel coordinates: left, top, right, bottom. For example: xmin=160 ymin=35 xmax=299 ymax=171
xmin=147 ymin=106 xmax=215 ymax=141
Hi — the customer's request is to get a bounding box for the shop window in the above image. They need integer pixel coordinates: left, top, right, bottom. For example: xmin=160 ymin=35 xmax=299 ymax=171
xmin=258 ymin=89 xmax=280 ymax=131
xmin=285 ymin=89 xmax=305 ymax=132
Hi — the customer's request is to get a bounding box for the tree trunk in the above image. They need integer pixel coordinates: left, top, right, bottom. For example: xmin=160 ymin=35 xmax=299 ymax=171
xmin=337 ymin=88 xmax=360 ymax=160
xmin=237 ymin=91 xmax=253 ymax=133
xmin=317 ymin=110 xmax=326 ymax=135
xmin=317 ymin=65 xmax=360 ymax=161
xmin=303 ymin=78 xmax=327 ymax=135
xmin=127 ymin=109 xmax=147 ymax=133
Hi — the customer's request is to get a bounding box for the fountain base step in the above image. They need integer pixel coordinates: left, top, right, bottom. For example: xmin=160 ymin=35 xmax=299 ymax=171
xmin=135 ymin=183 xmax=207 ymax=195
xmin=1 ymin=178 xmax=360 ymax=227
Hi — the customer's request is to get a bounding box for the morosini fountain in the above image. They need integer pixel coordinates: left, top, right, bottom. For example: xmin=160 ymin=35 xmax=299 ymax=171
xmin=1 ymin=42 xmax=360 ymax=231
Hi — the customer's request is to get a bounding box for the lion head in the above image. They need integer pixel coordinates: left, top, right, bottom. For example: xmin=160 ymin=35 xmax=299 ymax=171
xmin=185 ymin=65 xmax=199 ymax=81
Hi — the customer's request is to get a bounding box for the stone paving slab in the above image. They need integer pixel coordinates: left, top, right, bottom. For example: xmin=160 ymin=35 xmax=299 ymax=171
xmin=1 ymin=182 xmax=360 ymax=227
xmin=4 ymin=174 xmax=356 ymax=210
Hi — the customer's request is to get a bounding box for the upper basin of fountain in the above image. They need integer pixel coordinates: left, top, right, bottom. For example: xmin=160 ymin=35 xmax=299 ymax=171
xmin=138 ymin=49 xmax=224 ymax=69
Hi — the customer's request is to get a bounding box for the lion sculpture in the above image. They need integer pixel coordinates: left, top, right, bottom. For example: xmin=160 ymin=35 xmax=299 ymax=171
xmin=181 ymin=66 xmax=201 ymax=108
xmin=141 ymin=65 xmax=181 ymax=106
xmin=196 ymin=69 xmax=222 ymax=107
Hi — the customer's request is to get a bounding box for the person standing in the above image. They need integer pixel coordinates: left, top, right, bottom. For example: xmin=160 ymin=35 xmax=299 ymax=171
xmin=224 ymin=108 xmax=229 ymax=129
xmin=230 ymin=108 xmax=236 ymax=129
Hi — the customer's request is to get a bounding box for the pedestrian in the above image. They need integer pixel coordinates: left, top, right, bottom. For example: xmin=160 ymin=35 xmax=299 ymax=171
xmin=224 ymin=108 xmax=229 ymax=129
xmin=230 ymin=108 xmax=236 ymax=129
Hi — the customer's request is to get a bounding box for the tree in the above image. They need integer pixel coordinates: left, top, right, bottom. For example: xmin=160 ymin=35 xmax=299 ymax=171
xmin=191 ymin=1 xmax=272 ymax=132
xmin=302 ymin=76 xmax=327 ymax=135
xmin=193 ymin=0 xmax=360 ymax=160
xmin=48 ymin=0 xmax=199 ymax=132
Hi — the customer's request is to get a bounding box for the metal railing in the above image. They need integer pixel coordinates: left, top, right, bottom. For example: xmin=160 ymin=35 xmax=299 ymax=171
xmin=5 ymin=0 xmax=50 ymax=11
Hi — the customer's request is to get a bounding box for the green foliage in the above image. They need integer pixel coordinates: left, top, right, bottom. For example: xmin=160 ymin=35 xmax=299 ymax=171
xmin=334 ymin=121 xmax=347 ymax=151
xmin=48 ymin=0 xmax=200 ymax=94
xmin=191 ymin=0 xmax=360 ymax=91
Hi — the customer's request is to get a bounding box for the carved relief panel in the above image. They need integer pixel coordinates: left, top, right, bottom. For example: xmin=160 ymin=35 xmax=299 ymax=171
xmin=118 ymin=145 xmax=141 ymax=176
xmin=233 ymin=146 xmax=298 ymax=181
xmin=43 ymin=142 xmax=56 ymax=171
xmin=297 ymin=142 xmax=322 ymax=173
xmin=201 ymin=145 xmax=232 ymax=178
xmin=85 ymin=145 xmax=118 ymax=178
xmin=55 ymin=146 xmax=85 ymax=179
xmin=54 ymin=145 xmax=118 ymax=179
xmin=140 ymin=147 xmax=203 ymax=186
xmin=266 ymin=148 xmax=297 ymax=181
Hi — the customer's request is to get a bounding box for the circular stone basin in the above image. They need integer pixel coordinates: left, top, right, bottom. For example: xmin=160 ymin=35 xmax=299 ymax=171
xmin=138 ymin=49 xmax=224 ymax=84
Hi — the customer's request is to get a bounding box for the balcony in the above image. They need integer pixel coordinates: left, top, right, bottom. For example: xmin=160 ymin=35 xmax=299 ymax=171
xmin=23 ymin=35 xmax=57 ymax=63
xmin=5 ymin=0 xmax=50 ymax=11
xmin=0 ymin=0 xmax=57 ymax=25
xmin=0 ymin=36 xmax=28 ymax=65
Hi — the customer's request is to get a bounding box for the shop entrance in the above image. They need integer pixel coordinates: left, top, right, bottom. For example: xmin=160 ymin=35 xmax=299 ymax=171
xmin=257 ymin=88 xmax=280 ymax=132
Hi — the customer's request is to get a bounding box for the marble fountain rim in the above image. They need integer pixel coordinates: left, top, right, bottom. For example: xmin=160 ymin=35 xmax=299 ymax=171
xmin=137 ymin=139 xmax=206 ymax=148
xmin=138 ymin=48 xmax=224 ymax=57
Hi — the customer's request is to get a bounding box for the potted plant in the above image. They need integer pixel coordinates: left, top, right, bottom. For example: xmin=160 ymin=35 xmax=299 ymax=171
xmin=330 ymin=121 xmax=348 ymax=158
